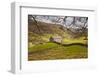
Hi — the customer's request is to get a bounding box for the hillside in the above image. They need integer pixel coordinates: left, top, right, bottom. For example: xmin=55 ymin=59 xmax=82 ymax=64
xmin=28 ymin=15 xmax=88 ymax=61
xmin=28 ymin=21 xmax=69 ymax=45
xmin=28 ymin=21 xmax=87 ymax=46
xmin=28 ymin=21 xmax=66 ymax=35
xmin=28 ymin=20 xmax=88 ymax=61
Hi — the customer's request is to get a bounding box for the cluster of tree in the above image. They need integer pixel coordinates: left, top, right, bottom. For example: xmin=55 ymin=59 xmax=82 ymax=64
xmin=28 ymin=15 xmax=88 ymax=39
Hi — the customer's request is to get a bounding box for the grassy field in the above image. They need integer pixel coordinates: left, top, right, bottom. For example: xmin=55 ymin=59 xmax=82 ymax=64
xmin=28 ymin=42 xmax=88 ymax=61
xmin=62 ymin=38 xmax=87 ymax=44
xmin=28 ymin=21 xmax=88 ymax=61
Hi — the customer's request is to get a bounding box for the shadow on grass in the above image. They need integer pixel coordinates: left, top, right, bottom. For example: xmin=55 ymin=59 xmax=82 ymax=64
xmin=62 ymin=43 xmax=87 ymax=47
xmin=53 ymin=41 xmax=87 ymax=47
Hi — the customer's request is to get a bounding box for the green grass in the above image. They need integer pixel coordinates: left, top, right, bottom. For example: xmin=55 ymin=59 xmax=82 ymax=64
xmin=28 ymin=42 xmax=88 ymax=60
xmin=59 ymin=45 xmax=87 ymax=58
xmin=28 ymin=42 xmax=60 ymax=53
xmin=62 ymin=38 xmax=87 ymax=45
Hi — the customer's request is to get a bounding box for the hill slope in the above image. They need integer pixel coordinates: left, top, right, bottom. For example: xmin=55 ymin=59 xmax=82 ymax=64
xmin=28 ymin=21 xmax=66 ymax=35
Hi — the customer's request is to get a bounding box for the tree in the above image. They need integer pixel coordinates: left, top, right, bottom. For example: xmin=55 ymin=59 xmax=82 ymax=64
xmin=28 ymin=15 xmax=42 ymax=34
xmin=28 ymin=15 xmax=88 ymax=38
xmin=62 ymin=16 xmax=88 ymax=38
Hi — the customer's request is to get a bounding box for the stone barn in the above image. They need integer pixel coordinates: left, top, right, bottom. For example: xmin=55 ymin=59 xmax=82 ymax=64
xmin=49 ymin=36 xmax=62 ymax=43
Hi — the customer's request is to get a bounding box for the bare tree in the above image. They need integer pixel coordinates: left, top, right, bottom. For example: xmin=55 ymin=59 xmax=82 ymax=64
xmin=28 ymin=15 xmax=88 ymax=38
xmin=62 ymin=16 xmax=88 ymax=38
xmin=28 ymin=15 xmax=42 ymax=34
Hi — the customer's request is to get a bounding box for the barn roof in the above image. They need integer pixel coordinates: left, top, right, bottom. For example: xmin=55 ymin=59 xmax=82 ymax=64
xmin=51 ymin=36 xmax=62 ymax=39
